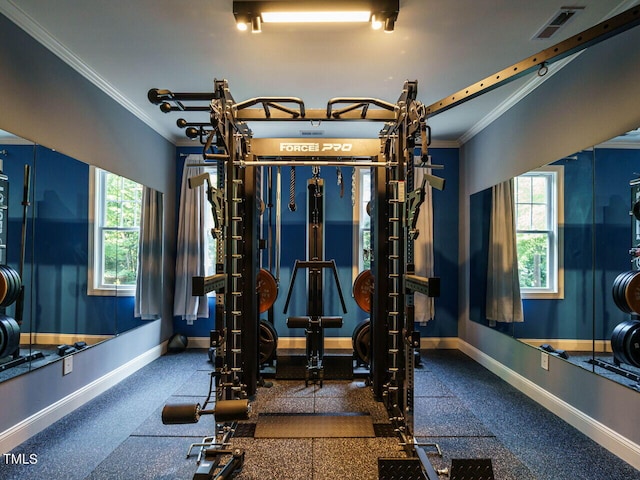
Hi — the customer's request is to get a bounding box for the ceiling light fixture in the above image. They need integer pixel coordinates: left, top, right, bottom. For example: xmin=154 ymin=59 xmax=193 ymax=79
xmin=233 ymin=1 xmax=399 ymax=32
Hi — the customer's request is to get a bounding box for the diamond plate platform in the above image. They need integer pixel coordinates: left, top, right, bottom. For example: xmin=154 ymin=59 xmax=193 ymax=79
xmin=254 ymin=412 xmax=375 ymax=438
xmin=233 ymin=422 xmax=256 ymax=438
xmin=378 ymin=458 xmax=424 ymax=480
xmin=450 ymin=458 xmax=495 ymax=480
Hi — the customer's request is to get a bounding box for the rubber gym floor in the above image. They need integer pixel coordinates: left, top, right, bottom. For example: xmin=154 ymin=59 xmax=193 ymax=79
xmin=3 ymin=349 xmax=639 ymax=479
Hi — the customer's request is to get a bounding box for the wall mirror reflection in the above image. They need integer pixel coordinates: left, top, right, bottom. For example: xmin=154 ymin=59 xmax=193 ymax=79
xmin=0 ymin=129 xmax=164 ymax=383
xmin=470 ymin=127 xmax=640 ymax=392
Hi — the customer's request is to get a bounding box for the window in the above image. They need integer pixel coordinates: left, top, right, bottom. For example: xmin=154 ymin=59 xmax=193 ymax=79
xmin=89 ymin=167 xmax=143 ymax=296
xmin=515 ymin=166 xmax=564 ymax=298
xmin=353 ymin=168 xmax=371 ymax=277
xmin=203 ymin=167 xmax=218 ymax=280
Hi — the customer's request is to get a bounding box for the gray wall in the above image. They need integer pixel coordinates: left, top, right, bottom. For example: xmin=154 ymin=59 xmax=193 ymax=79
xmin=0 ymin=14 xmax=176 ymax=437
xmin=460 ymin=25 xmax=640 ymax=445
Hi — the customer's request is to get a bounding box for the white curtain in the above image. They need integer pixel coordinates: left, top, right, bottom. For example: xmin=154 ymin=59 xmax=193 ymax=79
xmin=414 ymin=167 xmax=435 ymax=324
xmin=173 ymin=156 xmax=208 ymax=323
xmin=134 ymin=186 xmax=163 ymax=320
xmin=486 ymin=179 xmax=524 ymax=323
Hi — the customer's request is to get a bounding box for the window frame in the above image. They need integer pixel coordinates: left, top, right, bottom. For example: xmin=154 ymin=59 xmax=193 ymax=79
xmin=202 ymin=166 xmax=218 ymax=296
xmin=88 ymin=166 xmax=142 ymax=297
xmin=352 ymin=167 xmax=372 ymax=282
xmin=515 ymin=165 xmax=564 ymax=299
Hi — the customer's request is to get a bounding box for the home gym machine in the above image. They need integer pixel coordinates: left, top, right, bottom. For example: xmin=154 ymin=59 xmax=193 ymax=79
xmin=149 ymin=79 xmax=445 ymax=478
xmin=281 ymin=166 xmax=348 ymax=386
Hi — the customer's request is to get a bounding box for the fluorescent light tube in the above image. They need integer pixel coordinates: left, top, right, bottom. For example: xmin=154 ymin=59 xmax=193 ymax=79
xmin=260 ymin=11 xmax=371 ymax=23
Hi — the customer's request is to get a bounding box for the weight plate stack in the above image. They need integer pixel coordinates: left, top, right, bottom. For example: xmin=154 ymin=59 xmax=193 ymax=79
xmin=0 ymin=314 xmax=20 ymax=358
xmin=612 ymin=271 xmax=640 ymax=314
xmin=611 ymin=319 xmax=640 ymax=368
xmin=0 ymin=264 xmax=21 ymax=307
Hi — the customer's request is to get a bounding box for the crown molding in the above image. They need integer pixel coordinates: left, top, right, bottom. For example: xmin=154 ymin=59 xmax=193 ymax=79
xmin=0 ymin=0 xmax=175 ymax=143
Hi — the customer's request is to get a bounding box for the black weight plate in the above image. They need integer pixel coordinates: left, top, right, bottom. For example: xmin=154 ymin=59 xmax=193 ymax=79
xmin=352 ymin=319 xmax=371 ymax=365
xmin=612 ymin=320 xmax=640 ymax=366
xmin=611 ymin=272 xmax=628 ymax=312
xmin=623 ymin=321 xmax=640 ymax=368
xmin=258 ymin=319 xmax=278 ymax=365
xmin=0 ymin=314 xmax=20 ymax=358
xmin=611 ymin=320 xmax=628 ymax=364
xmin=613 ymin=271 xmax=635 ymax=313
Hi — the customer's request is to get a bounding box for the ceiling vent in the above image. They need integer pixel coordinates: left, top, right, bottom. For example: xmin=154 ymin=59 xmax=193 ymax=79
xmin=533 ymin=6 xmax=585 ymax=40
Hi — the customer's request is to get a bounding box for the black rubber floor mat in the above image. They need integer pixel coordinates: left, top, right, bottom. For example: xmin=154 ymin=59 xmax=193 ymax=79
xmin=275 ymin=354 xmax=353 ymax=380
xmin=254 ymin=412 xmax=375 ymax=438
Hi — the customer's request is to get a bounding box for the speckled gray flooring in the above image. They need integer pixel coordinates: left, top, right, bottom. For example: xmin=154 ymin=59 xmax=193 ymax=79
xmin=3 ymin=349 xmax=639 ymax=479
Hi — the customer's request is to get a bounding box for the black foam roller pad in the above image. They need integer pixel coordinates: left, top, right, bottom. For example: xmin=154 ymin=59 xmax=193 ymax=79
xmin=214 ymin=399 xmax=249 ymax=422
xmin=161 ymin=403 xmax=201 ymax=424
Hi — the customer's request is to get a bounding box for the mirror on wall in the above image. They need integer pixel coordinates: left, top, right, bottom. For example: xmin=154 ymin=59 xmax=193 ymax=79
xmin=0 ymin=129 xmax=163 ymax=383
xmin=470 ymin=127 xmax=640 ymax=392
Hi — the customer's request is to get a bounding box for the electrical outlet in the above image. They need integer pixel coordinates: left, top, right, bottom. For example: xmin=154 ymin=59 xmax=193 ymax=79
xmin=63 ymin=355 xmax=73 ymax=375
xmin=541 ymin=352 xmax=549 ymax=371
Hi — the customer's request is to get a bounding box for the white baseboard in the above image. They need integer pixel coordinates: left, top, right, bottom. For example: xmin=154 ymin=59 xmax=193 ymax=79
xmin=187 ymin=336 xmax=459 ymax=350
xmin=458 ymin=339 xmax=640 ymax=470
xmin=420 ymin=337 xmax=458 ymax=349
xmin=519 ymin=338 xmax=612 ymax=353
xmin=0 ymin=343 xmax=164 ymax=455
xmin=20 ymin=333 xmax=113 ymax=346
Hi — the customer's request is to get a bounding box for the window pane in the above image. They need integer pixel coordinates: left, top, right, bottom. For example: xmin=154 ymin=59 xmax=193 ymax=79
xmin=531 ymin=204 xmax=548 ymax=230
xmin=517 ymin=204 xmax=532 ymax=230
xmin=516 ymin=232 xmax=549 ymax=288
xmin=121 ymin=200 xmax=140 ymax=228
xmin=102 ymin=230 xmax=139 ymax=286
xmin=203 ymin=168 xmax=219 ymax=280
xmin=516 ymin=177 xmax=531 ymax=203
xmin=105 ymin=200 xmax=121 ymax=227
xmin=531 ymin=176 xmax=548 ymax=203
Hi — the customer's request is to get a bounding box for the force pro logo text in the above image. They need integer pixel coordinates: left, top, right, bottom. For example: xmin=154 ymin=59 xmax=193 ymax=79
xmin=279 ymin=142 xmax=353 ymax=153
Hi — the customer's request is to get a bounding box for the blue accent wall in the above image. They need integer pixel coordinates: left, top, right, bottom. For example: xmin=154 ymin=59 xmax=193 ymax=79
xmin=173 ymin=146 xmax=460 ymax=340
xmin=420 ymin=148 xmax=459 ymax=338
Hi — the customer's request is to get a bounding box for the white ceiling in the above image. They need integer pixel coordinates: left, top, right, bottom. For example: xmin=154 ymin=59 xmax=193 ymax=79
xmin=1 ymin=0 xmax=637 ymax=146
